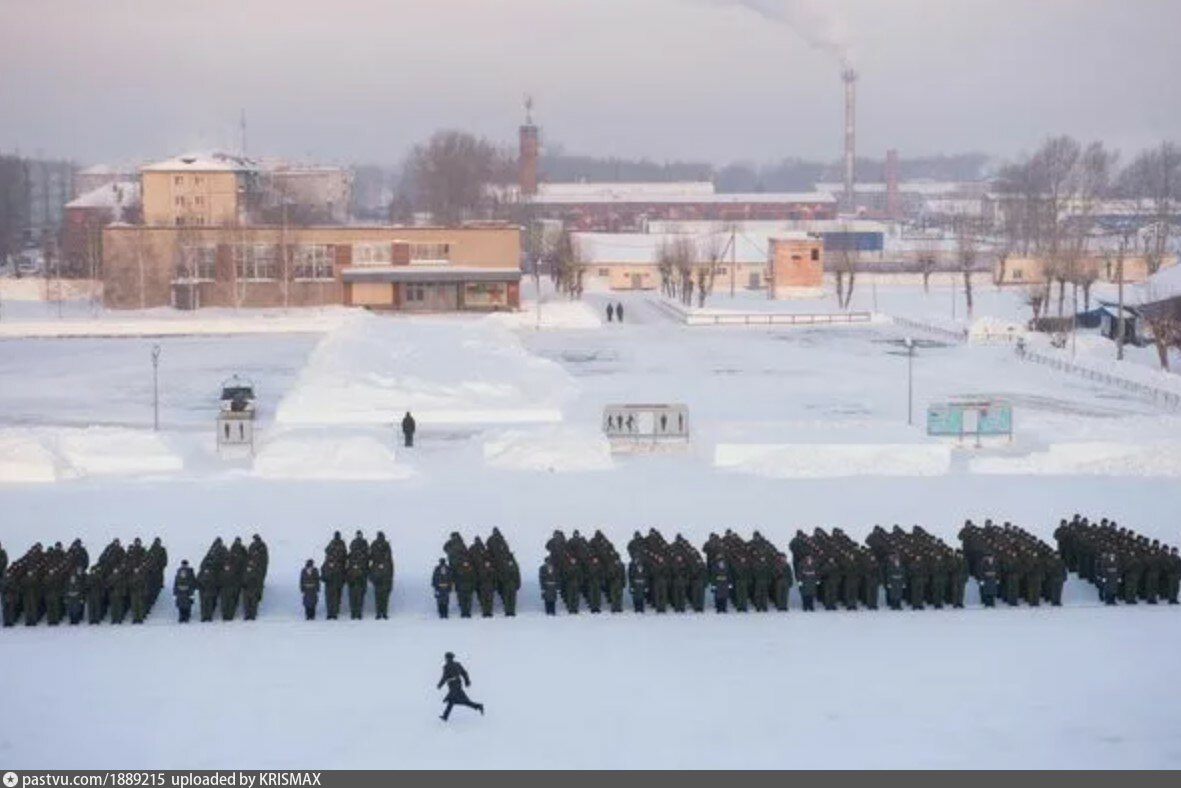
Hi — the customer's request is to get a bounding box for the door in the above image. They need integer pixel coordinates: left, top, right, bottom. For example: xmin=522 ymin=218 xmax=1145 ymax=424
xmin=630 ymin=273 xmax=642 ymax=290
xmin=748 ymin=272 xmax=761 ymax=289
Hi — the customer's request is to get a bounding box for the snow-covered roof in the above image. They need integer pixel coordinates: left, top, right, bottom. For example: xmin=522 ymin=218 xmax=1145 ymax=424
xmin=77 ymin=163 xmax=137 ymax=177
xmin=647 ymin=219 xmax=885 ymax=235
xmin=141 ymin=152 xmax=257 ymax=173
xmin=575 ymin=232 xmax=768 ymax=265
xmin=534 ymin=181 xmax=834 ymax=205
xmin=814 ymin=181 xmax=967 ymax=196
xmin=65 ymin=181 xmax=141 ymax=212
xmin=1137 ymin=263 xmax=1181 ymax=305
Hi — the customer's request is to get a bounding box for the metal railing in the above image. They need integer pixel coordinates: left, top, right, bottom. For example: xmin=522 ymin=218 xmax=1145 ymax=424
xmin=1015 ymin=344 xmax=1181 ymax=410
xmin=649 ymin=297 xmax=871 ymax=327
xmin=890 ymin=316 xmax=969 ymax=343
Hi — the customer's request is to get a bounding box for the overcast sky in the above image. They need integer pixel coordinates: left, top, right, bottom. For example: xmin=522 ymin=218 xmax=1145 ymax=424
xmin=1 ymin=0 xmax=1178 ymax=167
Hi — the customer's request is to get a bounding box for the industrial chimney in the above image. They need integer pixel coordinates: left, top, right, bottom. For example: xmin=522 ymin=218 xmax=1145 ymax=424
xmin=841 ymin=68 xmax=857 ymax=212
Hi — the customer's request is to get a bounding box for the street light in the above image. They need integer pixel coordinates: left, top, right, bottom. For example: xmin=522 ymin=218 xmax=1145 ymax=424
xmin=905 ymin=337 xmax=915 ymax=426
xmin=151 ymin=344 xmax=161 ymax=431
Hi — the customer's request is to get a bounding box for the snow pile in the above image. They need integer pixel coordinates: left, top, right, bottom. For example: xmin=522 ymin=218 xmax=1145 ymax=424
xmin=253 ymin=430 xmax=413 ymax=481
xmin=969 ymin=316 xmax=1024 ymax=344
xmin=487 ymin=300 xmax=602 ymax=330
xmin=0 ymin=427 xmax=182 ymax=483
xmin=276 ymin=313 xmax=575 ymax=426
xmin=972 ymin=441 xmax=1181 ymax=476
xmin=57 ymin=429 xmax=183 ymax=477
xmin=715 ymin=443 xmax=952 ymax=478
xmin=483 ymin=426 xmax=613 ymax=472
xmin=0 ymin=429 xmax=60 ymax=483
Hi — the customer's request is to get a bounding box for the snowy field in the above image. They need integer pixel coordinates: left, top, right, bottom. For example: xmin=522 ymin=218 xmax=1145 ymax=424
xmin=2 ymin=284 xmax=1181 ymax=768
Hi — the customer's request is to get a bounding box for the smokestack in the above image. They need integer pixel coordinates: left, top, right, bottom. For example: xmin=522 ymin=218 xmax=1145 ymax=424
xmin=885 ymin=149 xmax=900 ymax=220
xmin=842 ymin=68 xmax=857 ymax=212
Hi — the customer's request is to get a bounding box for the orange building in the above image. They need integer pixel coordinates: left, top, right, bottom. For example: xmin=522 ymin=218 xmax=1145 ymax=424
xmin=768 ymin=234 xmax=824 ymax=299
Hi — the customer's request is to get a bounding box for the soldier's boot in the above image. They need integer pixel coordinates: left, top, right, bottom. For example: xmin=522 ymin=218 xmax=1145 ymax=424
xmin=544 ymin=598 xmax=555 ymax=615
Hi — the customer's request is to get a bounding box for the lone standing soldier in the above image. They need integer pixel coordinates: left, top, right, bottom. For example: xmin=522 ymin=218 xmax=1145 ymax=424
xmin=431 ymin=559 xmax=452 ymax=618
xmin=300 ymin=560 xmax=321 ymax=620
xmin=628 ymin=557 xmax=647 ymax=613
xmin=437 ymin=652 xmax=484 ymax=721
xmin=539 ymin=558 xmax=559 ymax=615
xmin=401 ymin=411 xmax=416 ymax=448
xmin=370 ymin=555 xmax=394 ymax=620
xmin=173 ymin=560 xmax=196 ymax=623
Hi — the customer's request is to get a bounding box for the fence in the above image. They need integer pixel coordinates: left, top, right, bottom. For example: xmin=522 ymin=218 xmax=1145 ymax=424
xmin=1015 ymin=345 xmax=1181 ymax=410
xmin=649 ymin=297 xmax=871 ymax=327
xmin=890 ymin=315 xmax=969 ymax=343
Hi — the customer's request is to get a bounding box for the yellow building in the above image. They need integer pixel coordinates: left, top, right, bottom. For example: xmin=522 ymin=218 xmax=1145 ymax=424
xmin=575 ymin=232 xmax=770 ymax=292
xmin=102 ymin=224 xmax=522 ymax=311
xmin=995 ymin=255 xmax=1174 ymax=286
xmin=140 ymin=152 xmax=257 ymax=227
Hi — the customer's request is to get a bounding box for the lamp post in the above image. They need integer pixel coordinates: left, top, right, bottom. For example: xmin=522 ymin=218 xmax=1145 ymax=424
xmin=905 ymin=337 xmax=915 ymax=426
xmin=151 ymin=344 xmax=161 ymax=431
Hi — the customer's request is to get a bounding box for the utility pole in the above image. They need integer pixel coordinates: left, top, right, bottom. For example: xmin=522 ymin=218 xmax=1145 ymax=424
xmin=906 ymin=337 xmax=915 ymax=426
xmin=730 ymin=224 xmax=736 ymax=298
xmin=151 ymin=344 xmax=162 ymax=431
xmin=1116 ymin=236 xmax=1127 ymax=361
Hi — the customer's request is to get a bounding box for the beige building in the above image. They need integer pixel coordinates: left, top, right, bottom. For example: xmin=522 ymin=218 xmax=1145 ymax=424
xmin=575 ymin=232 xmax=771 ymax=292
xmin=103 ymin=224 xmax=521 ymax=311
xmin=140 ymin=153 xmax=257 ymax=227
xmin=995 ymin=255 xmax=1173 ymax=286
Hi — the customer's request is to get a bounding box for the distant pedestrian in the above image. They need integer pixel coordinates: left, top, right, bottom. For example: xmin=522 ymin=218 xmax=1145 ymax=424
xmin=606 ymin=303 xmax=615 ymax=323
xmin=401 ymin=411 xmax=416 ymax=448
xmin=438 ymin=652 xmax=484 ymax=721
xmin=615 ymin=302 xmax=624 ymax=322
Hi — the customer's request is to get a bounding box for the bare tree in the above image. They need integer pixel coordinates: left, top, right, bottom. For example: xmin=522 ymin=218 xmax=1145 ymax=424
xmin=916 ymin=239 xmax=938 ymax=293
xmin=406 ymin=130 xmax=504 ymax=226
xmin=1141 ymin=310 xmax=1181 ymax=370
xmin=831 ymin=225 xmax=859 ymax=309
xmin=551 ymin=230 xmax=583 ymax=299
xmin=657 ymin=236 xmax=696 ymax=306
xmin=954 ymin=216 xmax=978 ymax=318
xmin=695 ymin=232 xmax=727 ymax=308
xmin=1022 ymin=284 xmax=1049 ymax=323
xmin=1118 ymin=141 xmax=1179 ymax=276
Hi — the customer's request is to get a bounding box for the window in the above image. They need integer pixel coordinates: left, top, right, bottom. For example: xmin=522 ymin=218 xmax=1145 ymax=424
xmin=810 ymin=248 xmax=820 ymax=261
xmin=717 ymin=267 xmax=728 ymax=276
xmin=174 ymin=175 xmax=183 ymax=186
xmin=194 ymin=176 xmax=204 ymax=186
xmin=178 ymin=244 xmax=217 ymax=281
xmin=464 ymin=282 xmax=506 ymax=307
xmin=410 ymin=242 xmax=451 ymax=264
xmin=354 ymin=242 xmax=392 ymax=266
xmin=293 ymin=244 xmax=334 ymax=280
xmin=195 ymin=196 xmax=205 ymax=206
xmin=597 ymin=268 xmax=610 ymax=277
xmin=174 ymin=196 xmax=186 ymax=207
xmin=234 ymin=244 xmax=279 ymax=280
xmin=405 ymin=283 xmax=426 ymax=302
xmin=1012 ymin=269 xmax=1023 ymax=281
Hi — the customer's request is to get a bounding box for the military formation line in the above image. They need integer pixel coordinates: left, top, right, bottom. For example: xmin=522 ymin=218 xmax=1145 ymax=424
xmin=3 ymin=518 xmax=1177 ymax=627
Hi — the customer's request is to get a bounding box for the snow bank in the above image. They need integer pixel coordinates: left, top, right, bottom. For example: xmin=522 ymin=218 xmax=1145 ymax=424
xmin=969 ymin=316 xmax=1024 ymax=344
xmin=57 ymin=429 xmax=183 ymax=476
xmin=0 ymin=429 xmax=59 ymax=483
xmin=0 ymin=308 xmax=348 ymax=338
xmin=276 ymin=313 xmax=575 ymax=426
xmin=483 ymin=426 xmax=613 ymax=472
xmin=715 ymin=443 xmax=952 ymax=478
xmin=0 ymin=427 xmax=182 ymax=483
xmin=487 ymin=300 xmax=602 ymax=330
xmin=253 ymin=430 xmax=413 ymax=481
xmin=972 ymin=442 xmax=1181 ymax=476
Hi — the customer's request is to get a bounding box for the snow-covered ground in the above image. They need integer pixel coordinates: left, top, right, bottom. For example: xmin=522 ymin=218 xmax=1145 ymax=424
xmin=2 ymin=283 xmax=1180 ymax=768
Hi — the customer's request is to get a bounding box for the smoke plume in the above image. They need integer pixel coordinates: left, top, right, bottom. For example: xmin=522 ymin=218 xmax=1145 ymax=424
xmin=709 ymin=0 xmax=851 ymax=67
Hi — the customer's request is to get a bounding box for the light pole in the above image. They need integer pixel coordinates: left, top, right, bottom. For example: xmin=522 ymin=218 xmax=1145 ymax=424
xmin=151 ymin=344 xmax=161 ymax=431
xmin=905 ymin=337 xmax=915 ymax=426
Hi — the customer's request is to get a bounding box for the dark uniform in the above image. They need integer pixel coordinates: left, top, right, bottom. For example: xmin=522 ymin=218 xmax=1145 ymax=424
xmin=346 ymin=554 xmax=368 ymax=620
xmin=300 ymin=560 xmax=321 ymax=620
xmin=628 ymin=559 xmax=647 ymax=613
xmin=432 ymin=560 xmax=453 ymax=619
xmin=370 ymin=556 xmax=394 ymax=619
xmin=322 ymin=557 xmax=344 ymax=620
xmin=539 ymin=560 xmax=559 ymax=615
xmin=64 ymin=567 xmax=86 ymax=625
xmin=437 ymin=653 xmax=483 ymax=721
xmin=173 ymin=561 xmax=196 ymax=623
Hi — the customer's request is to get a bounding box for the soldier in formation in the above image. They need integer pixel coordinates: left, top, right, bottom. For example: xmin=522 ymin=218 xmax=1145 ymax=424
xmin=703 ymin=530 xmax=793 ymax=613
xmin=2 ymin=537 xmax=165 ymax=627
xmin=437 ymin=529 xmax=519 ymax=618
xmin=615 ymin=529 xmax=706 ymax=614
xmin=1054 ymin=515 xmax=1180 ymax=605
xmin=864 ymin=525 xmax=966 ymax=611
xmin=544 ymin=529 xmax=627 ymax=614
xmin=960 ymin=520 xmax=1066 ymax=607
xmin=313 ymin=529 xmax=393 ymax=620
xmin=790 ymin=528 xmax=884 ymax=611
xmin=195 ymin=534 xmax=268 ymax=622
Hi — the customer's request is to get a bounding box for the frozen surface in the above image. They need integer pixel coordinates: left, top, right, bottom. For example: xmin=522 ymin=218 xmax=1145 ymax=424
xmin=2 ymin=284 xmax=1181 ymax=768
